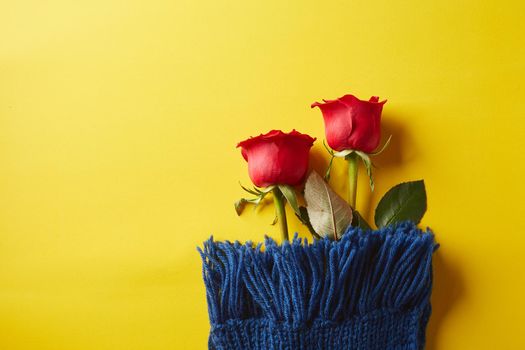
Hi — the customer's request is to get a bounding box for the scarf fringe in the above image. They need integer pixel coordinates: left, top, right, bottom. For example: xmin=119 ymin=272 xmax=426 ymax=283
xmin=198 ymin=222 xmax=436 ymax=326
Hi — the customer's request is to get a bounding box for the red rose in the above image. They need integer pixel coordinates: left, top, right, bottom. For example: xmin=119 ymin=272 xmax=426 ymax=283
xmin=237 ymin=130 xmax=316 ymax=187
xmin=311 ymin=94 xmax=387 ymax=153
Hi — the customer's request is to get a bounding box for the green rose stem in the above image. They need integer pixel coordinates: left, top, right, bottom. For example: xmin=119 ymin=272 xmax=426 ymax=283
xmin=347 ymin=153 xmax=358 ymax=209
xmin=272 ymin=187 xmax=289 ymax=241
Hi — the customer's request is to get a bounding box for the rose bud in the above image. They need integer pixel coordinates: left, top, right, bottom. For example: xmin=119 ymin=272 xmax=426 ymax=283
xmin=311 ymin=94 xmax=387 ymax=153
xmin=237 ymin=130 xmax=316 ymax=188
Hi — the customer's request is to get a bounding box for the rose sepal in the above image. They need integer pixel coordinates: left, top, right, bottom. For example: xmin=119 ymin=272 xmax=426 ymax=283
xmin=323 ymin=136 xmax=392 ymax=191
xmin=234 ymin=183 xmax=275 ymax=216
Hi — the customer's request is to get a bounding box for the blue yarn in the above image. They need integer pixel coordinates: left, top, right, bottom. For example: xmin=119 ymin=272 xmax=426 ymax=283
xmin=198 ymin=222 xmax=437 ymax=350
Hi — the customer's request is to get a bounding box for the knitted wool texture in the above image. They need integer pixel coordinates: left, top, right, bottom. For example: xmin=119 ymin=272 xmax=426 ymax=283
xmin=198 ymin=222 xmax=437 ymax=350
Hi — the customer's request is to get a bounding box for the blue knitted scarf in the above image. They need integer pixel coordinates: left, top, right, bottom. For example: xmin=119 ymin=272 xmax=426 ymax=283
xmin=198 ymin=222 xmax=437 ymax=349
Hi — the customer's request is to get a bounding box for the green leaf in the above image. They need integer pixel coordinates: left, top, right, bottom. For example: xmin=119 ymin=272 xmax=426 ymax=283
xmin=374 ymin=180 xmax=427 ymax=228
xmin=304 ymin=171 xmax=353 ymax=240
xmin=352 ymin=210 xmax=372 ymax=231
xmin=355 ymin=151 xmax=374 ymax=191
xmin=278 ymin=185 xmax=300 ymax=215
xmin=295 ymin=206 xmax=321 ymax=239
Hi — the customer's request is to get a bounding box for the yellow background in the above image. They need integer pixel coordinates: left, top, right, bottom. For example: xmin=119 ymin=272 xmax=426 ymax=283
xmin=1 ymin=0 xmax=524 ymax=349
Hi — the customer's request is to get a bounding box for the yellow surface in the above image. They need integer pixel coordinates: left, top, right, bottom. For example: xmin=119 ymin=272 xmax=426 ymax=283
xmin=1 ymin=0 xmax=524 ymax=349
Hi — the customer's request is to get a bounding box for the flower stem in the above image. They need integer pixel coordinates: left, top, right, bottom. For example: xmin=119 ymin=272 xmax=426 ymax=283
xmin=272 ymin=187 xmax=289 ymax=242
xmin=347 ymin=153 xmax=358 ymax=209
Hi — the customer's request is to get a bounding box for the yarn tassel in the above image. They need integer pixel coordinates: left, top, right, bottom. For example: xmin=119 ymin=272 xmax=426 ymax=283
xmin=197 ymin=222 xmax=437 ymax=327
